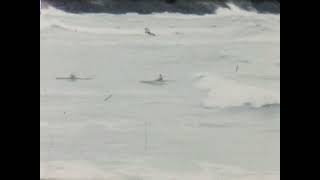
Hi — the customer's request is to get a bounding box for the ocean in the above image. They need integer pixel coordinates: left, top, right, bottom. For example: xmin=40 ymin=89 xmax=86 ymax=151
xmin=40 ymin=3 xmax=280 ymax=180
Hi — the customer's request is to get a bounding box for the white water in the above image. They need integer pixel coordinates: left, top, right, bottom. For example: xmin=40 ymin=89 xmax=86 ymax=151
xmin=40 ymin=5 xmax=280 ymax=180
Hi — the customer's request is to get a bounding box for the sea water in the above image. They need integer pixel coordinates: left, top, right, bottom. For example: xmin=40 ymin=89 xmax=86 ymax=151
xmin=40 ymin=5 xmax=280 ymax=180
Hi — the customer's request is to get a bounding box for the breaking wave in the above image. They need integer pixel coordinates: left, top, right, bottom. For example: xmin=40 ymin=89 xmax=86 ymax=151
xmin=42 ymin=0 xmax=280 ymax=14
xmin=195 ymin=73 xmax=280 ymax=108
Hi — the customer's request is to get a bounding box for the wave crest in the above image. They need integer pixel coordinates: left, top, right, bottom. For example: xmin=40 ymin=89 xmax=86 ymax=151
xmin=43 ymin=0 xmax=280 ymax=14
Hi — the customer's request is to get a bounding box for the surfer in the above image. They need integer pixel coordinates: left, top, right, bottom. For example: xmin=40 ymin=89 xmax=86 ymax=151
xmin=69 ymin=73 xmax=77 ymax=80
xmin=140 ymin=74 xmax=168 ymax=85
xmin=236 ymin=65 xmax=239 ymax=72
xmin=145 ymin=28 xmax=156 ymax=36
xmin=156 ymin=74 xmax=164 ymax=81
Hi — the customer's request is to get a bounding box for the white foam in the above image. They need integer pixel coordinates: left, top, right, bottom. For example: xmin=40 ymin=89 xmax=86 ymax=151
xmin=40 ymin=161 xmax=108 ymax=179
xmin=216 ymin=3 xmax=258 ymax=17
xmin=40 ymin=161 xmax=280 ymax=180
xmin=41 ymin=6 xmax=71 ymax=16
xmin=195 ymin=73 xmax=280 ymax=108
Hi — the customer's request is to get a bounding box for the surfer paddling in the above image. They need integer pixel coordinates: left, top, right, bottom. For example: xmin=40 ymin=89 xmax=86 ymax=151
xmin=69 ymin=73 xmax=77 ymax=80
xmin=145 ymin=28 xmax=156 ymax=36
xmin=56 ymin=73 xmax=93 ymax=81
xmin=140 ymin=74 xmax=168 ymax=85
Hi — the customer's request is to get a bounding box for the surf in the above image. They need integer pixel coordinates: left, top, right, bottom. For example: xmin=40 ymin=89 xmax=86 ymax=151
xmin=195 ymin=73 xmax=280 ymax=108
xmin=42 ymin=0 xmax=280 ymax=14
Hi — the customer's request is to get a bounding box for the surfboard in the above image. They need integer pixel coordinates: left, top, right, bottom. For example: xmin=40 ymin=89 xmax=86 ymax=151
xmin=140 ymin=80 xmax=170 ymax=85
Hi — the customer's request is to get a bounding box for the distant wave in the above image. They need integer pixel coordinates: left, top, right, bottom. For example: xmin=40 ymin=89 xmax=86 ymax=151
xmin=194 ymin=73 xmax=280 ymax=109
xmin=42 ymin=0 xmax=280 ymax=14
